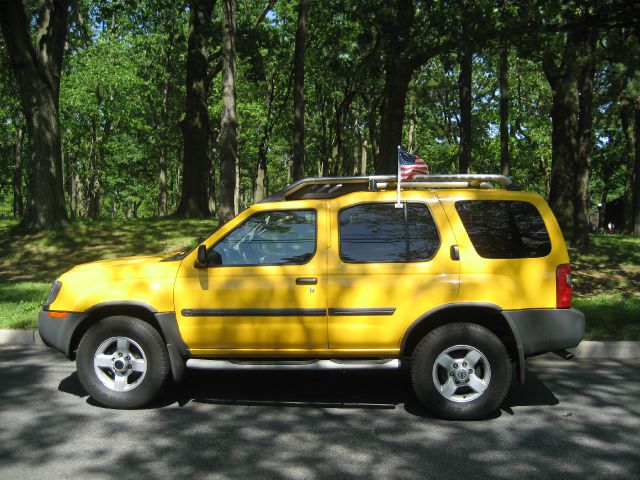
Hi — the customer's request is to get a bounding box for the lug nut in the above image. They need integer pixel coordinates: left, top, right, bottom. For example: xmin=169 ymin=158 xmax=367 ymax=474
xmin=455 ymin=380 xmax=460 ymax=384
xmin=126 ymin=356 xmax=130 ymax=360
xmin=469 ymin=369 xmax=473 ymax=374
xmin=118 ymin=352 xmax=123 ymax=357
xmin=128 ymin=365 xmax=132 ymax=369
xmin=453 ymin=363 xmax=458 ymax=368
xmin=462 ymin=362 xmax=467 ymax=367
xmin=449 ymin=372 xmax=454 ymax=376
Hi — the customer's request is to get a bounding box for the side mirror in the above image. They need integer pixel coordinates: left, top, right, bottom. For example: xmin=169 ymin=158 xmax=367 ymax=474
xmin=195 ymin=245 xmax=208 ymax=268
xmin=208 ymin=249 xmax=222 ymax=265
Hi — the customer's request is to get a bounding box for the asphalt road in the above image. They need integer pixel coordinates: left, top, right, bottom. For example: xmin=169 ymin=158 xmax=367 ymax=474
xmin=0 ymin=347 xmax=638 ymax=480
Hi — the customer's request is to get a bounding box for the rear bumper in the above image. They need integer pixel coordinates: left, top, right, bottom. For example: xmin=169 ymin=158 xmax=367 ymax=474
xmin=38 ymin=310 xmax=86 ymax=358
xmin=503 ymin=308 xmax=586 ymax=357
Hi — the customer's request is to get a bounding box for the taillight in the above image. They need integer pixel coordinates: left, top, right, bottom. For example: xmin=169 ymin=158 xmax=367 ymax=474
xmin=556 ymin=264 xmax=572 ymax=309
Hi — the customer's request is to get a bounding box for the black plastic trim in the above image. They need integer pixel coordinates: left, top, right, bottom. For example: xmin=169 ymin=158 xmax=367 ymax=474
xmin=155 ymin=312 xmax=190 ymax=357
xmin=38 ymin=310 xmax=87 ymax=358
xmin=85 ymin=301 xmax=158 ymax=314
xmin=400 ymin=302 xmax=527 ymax=382
xmin=400 ymin=302 xmax=504 ymax=352
xmin=181 ymin=308 xmax=327 ymax=317
xmin=502 ymin=308 xmax=585 ymax=357
xmin=328 ymin=307 xmax=396 ymax=316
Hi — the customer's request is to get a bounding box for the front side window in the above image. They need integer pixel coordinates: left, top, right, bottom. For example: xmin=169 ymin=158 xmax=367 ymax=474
xmin=339 ymin=203 xmax=439 ymax=263
xmin=455 ymin=200 xmax=551 ymax=259
xmin=209 ymin=210 xmax=316 ymax=266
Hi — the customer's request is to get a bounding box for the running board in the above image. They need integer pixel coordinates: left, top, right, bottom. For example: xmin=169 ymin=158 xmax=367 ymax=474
xmin=185 ymin=358 xmax=401 ymax=371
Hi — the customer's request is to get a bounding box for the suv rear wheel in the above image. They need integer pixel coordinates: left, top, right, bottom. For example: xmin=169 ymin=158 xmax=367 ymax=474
xmin=77 ymin=316 xmax=170 ymax=409
xmin=411 ymin=323 xmax=511 ymax=420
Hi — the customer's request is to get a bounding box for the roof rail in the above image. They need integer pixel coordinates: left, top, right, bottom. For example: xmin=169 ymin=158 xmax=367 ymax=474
xmin=281 ymin=174 xmax=513 ymax=200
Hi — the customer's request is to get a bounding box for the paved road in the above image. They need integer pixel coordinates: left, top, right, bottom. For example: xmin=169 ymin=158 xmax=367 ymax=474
xmin=0 ymin=347 xmax=638 ymax=480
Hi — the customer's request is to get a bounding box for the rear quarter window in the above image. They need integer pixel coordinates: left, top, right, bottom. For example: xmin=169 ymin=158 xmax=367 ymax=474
xmin=455 ymin=200 xmax=551 ymax=259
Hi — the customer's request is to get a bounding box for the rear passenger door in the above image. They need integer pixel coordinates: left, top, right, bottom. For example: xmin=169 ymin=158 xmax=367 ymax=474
xmin=326 ymin=192 xmax=460 ymax=354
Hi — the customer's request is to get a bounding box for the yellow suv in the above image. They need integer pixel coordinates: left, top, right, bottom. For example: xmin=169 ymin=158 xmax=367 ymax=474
xmin=39 ymin=175 xmax=585 ymax=420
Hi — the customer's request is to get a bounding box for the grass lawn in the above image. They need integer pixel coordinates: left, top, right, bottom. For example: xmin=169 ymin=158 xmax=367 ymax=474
xmin=0 ymin=217 xmax=638 ymax=340
xmin=0 ymin=217 xmax=216 ymax=329
xmin=569 ymin=234 xmax=640 ymax=341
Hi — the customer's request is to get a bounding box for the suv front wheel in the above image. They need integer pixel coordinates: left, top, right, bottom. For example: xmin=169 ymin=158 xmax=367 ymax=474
xmin=411 ymin=323 xmax=512 ymax=420
xmin=77 ymin=316 xmax=170 ymax=409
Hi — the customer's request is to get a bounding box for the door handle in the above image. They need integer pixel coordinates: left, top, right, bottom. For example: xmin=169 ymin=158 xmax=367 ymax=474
xmin=450 ymin=245 xmax=460 ymax=261
xmin=296 ymin=277 xmax=318 ymax=285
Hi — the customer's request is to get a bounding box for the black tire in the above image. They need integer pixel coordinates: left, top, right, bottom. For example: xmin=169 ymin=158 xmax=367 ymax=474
xmin=77 ymin=316 xmax=170 ymax=409
xmin=411 ymin=323 xmax=512 ymax=420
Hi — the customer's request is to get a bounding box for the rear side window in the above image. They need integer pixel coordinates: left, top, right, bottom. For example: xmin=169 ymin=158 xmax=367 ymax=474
xmin=455 ymin=200 xmax=551 ymax=259
xmin=339 ymin=203 xmax=439 ymax=263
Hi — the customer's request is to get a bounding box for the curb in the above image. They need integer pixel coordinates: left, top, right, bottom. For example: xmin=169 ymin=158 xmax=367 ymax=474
xmin=572 ymin=341 xmax=640 ymax=359
xmin=0 ymin=329 xmax=639 ymax=359
xmin=0 ymin=329 xmax=45 ymax=347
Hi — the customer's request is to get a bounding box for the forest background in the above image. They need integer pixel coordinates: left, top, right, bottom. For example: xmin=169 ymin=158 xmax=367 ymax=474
xmin=0 ymin=1 xmax=640 ymax=335
xmin=0 ymin=0 xmax=639 ymax=240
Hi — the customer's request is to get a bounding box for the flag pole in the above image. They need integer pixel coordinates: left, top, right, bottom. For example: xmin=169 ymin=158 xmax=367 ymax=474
xmin=395 ymin=146 xmax=402 ymax=208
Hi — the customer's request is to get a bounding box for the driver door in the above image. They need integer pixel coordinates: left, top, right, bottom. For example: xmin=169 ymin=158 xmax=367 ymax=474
xmin=174 ymin=206 xmax=328 ymax=355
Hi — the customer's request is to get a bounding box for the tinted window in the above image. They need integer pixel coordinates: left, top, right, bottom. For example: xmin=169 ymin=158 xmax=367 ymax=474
xmin=210 ymin=210 xmax=316 ymax=266
xmin=339 ymin=203 xmax=439 ymax=263
xmin=455 ymin=201 xmax=551 ymax=259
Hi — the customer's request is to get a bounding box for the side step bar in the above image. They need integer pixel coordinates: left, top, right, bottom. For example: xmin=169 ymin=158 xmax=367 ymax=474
xmin=185 ymin=358 xmax=401 ymax=371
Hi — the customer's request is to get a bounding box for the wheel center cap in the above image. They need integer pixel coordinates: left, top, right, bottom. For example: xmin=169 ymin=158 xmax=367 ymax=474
xmin=114 ymin=359 xmax=126 ymax=371
xmin=456 ymin=369 xmax=468 ymax=381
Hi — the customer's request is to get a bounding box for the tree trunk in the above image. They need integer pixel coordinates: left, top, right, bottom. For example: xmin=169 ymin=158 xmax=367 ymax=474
xmin=543 ymin=31 xmax=584 ymax=238
xmin=219 ymin=0 xmax=238 ymax=224
xmin=573 ymin=32 xmax=596 ymax=247
xmin=633 ymin=104 xmax=640 ymax=236
xmin=353 ymin=106 xmax=361 ymax=175
xmin=291 ymin=0 xmax=310 ymax=181
xmin=318 ymin=87 xmax=329 ymax=176
xmin=458 ymin=46 xmax=472 ymax=174
xmin=378 ymin=65 xmax=411 ymax=174
xmin=0 ymin=0 xmax=70 ymax=229
xmin=377 ymin=0 xmax=414 ymax=174
xmin=548 ymin=77 xmax=579 ymax=236
xmin=176 ymin=0 xmax=215 ymax=217
xmin=499 ymin=39 xmax=509 ymax=177
xmin=234 ymin=154 xmax=240 ymax=215
xmin=209 ymin=126 xmax=218 ymax=214
xmin=87 ymin=119 xmax=100 ymax=219
xmin=254 ymin=76 xmax=275 ymax=203
xmin=621 ymin=99 xmax=635 ymax=233
xmin=158 ymin=77 xmax=169 ymax=217
xmin=407 ymin=93 xmax=416 ymax=152
xmin=13 ymin=125 xmax=24 ymax=218
xmin=367 ymin=96 xmax=380 ymax=174
xmin=361 ymin=138 xmax=368 ymax=176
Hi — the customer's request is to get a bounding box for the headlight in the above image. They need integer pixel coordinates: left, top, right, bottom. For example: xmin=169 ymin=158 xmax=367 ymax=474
xmin=44 ymin=280 xmax=62 ymax=308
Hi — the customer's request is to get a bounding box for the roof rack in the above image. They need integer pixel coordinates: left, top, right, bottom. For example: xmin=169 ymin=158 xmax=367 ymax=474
xmin=274 ymin=174 xmax=514 ymax=201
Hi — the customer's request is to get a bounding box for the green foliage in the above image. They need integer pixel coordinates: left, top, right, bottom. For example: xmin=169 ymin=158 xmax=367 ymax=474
xmin=0 ymin=0 xmax=638 ymax=222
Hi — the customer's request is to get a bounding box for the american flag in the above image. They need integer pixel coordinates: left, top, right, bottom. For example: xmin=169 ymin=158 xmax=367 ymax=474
xmin=398 ymin=148 xmax=429 ymax=181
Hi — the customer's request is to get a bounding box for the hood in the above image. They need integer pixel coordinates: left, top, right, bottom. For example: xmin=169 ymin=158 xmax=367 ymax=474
xmin=60 ymin=254 xmax=182 ymax=283
xmin=69 ymin=254 xmax=168 ymax=272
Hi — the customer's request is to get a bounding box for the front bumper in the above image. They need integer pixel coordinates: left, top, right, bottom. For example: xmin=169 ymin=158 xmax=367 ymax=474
xmin=38 ymin=310 xmax=87 ymax=358
xmin=503 ymin=308 xmax=586 ymax=357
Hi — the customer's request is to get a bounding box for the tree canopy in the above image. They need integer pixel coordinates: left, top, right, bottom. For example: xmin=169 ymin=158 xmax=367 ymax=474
xmin=1 ymin=0 xmax=639 ymax=241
